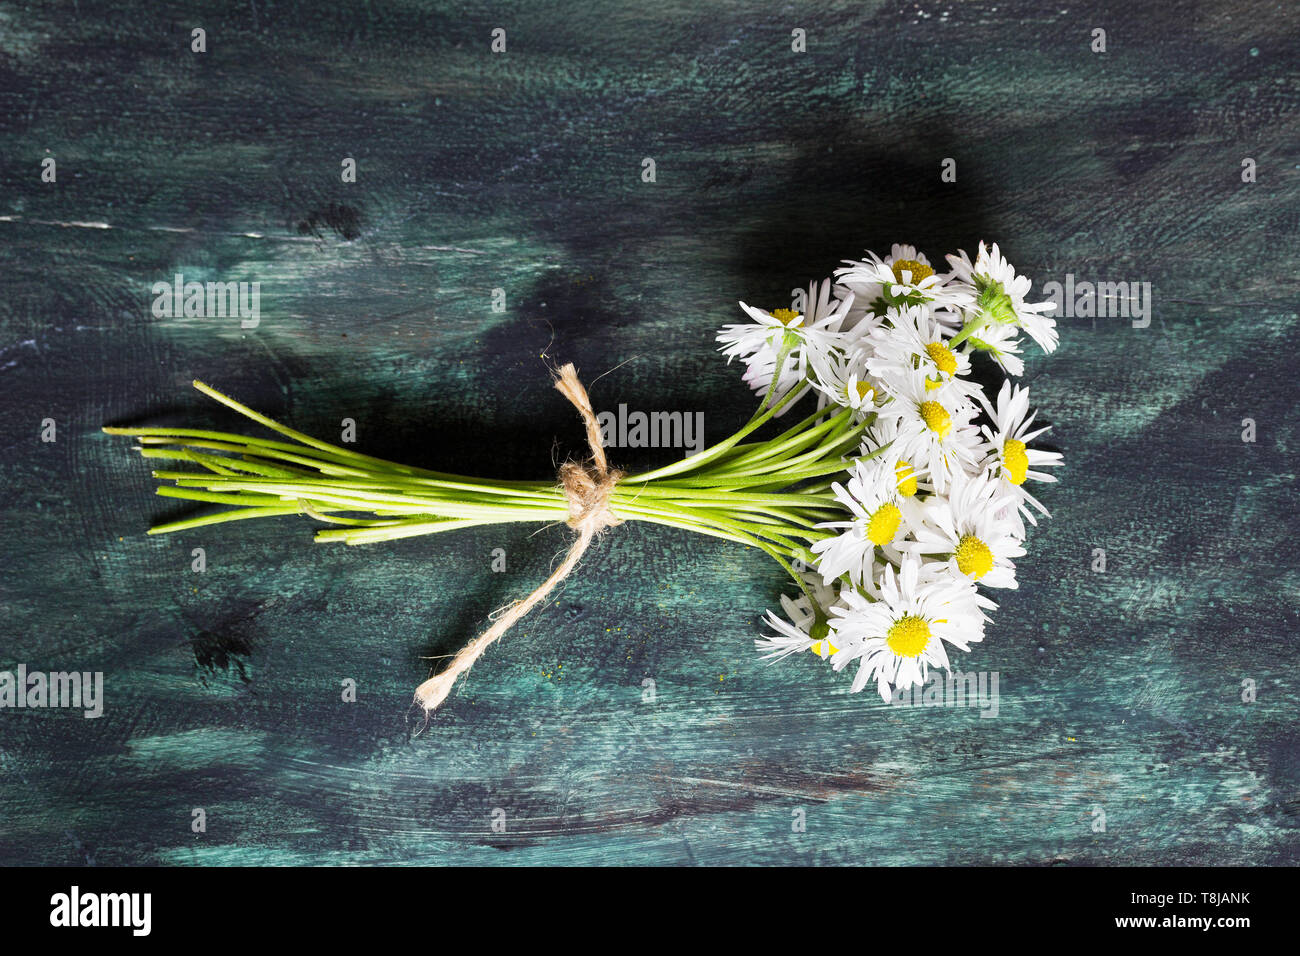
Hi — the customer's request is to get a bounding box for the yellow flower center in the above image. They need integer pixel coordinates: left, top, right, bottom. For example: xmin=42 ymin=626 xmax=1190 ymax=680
xmin=1002 ymin=438 xmax=1029 ymax=485
xmin=923 ymin=376 xmax=943 ymax=391
xmin=919 ymin=400 xmax=951 ymax=437
xmin=891 ymin=259 xmax=934 ymax=284
xmin=853 ymin=380 xmax=878 ymax=404
xmin=955 ymin=534 xmax=994 ymax=579
xmin=923 ymin=341 xmax=958 ymax=376
xmin=886 ymin=614 xmax=931 ymax=657
xmin=895 ymin=462 xmax=918 ymax=497
xmin=865 ymin=503 xmax=902 ymax=546
xmin=770 ymin=308 xmax=800 ymax=326
xmin=809 ymin=638 xmax=840 ymax=657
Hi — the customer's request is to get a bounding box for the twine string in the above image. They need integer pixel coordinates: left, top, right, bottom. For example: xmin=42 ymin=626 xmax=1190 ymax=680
xmin=412 ymin=363 xmax=622 ymax=713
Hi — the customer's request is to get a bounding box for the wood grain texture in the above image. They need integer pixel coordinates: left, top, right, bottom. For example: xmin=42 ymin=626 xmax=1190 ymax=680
xmin=0 ymin=0 xmax=1297 ymax=865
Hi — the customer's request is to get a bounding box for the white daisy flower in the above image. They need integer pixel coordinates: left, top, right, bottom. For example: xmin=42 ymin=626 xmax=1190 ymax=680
xmin=827 ymin=557 xmax=995 ymax=702
xmin=875 ymin=371 xmax=982 ymax=493
xmin=837 ymin=244 xmax=973 ymax=315
xmin=978 ymin=380 xmax=1063 ymax=538
xmin=735 ymin=343 xmax=807 ymax=408
xmin=834 ymin=282 xmax=891 ymax=343
xmin=808 ymin=345 xmax=888 ymax=417
xmin=811 ymin=458 xmax=910 ymax=586
xmin=946 ymin=241 xmax=1058 ymax=354
xmin=866 ymin=304 xmax=981 ymax=402
xmin=906 ymin=469 xmax=1026 ymax=589
xmin=756 ymin=572 xmax=842 ymax=661
xmin=861 ymin=415 xmax=933 ymax=502
xmin=960 ymin=320 xmax=1026 ymax=376
xmin=837 ymin=244 xmax=930 ymax=313
xmin=849 ymin=447 xmax=931 ymax=537
xmin=717 ymin=279 xmax=851 ymax=411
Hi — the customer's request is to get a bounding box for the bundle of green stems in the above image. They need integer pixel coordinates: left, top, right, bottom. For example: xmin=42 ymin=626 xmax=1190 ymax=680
xmin=105 ymin=369 xmax=878 ymax=610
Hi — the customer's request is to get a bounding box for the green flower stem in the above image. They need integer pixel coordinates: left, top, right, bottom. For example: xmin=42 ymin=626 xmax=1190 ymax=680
xmin=316 ymin=522 xmax=476 ymax=546
xmin=107 ymin=372 xmax=869 ymax=595
xmin=621 ymin=383 xmax=805 ymax=484
xmin=710 ymin=404 xmax=844 ymax=473
xmin=747 ymin=331 xmax=800 ymax=420
xmin=947 ymin=316 xmax=985 ymax=349
xmin=696 ymin=417 xmax=874 ymax=483
xmin=612 ymin=485 xmax=833 ymax=509
xmin=146 ymin=506 xmax=310 ymax=534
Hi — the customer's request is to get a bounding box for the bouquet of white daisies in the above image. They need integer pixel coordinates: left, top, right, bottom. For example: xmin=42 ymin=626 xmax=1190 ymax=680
xmin=107 ymin=240 xmax=1061 ymax=712
xmin=721 ymin=241 xmax=1062 ymax=702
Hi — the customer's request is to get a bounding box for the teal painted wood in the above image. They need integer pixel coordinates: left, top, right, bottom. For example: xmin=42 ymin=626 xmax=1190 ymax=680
xmin=0 ymin=0 xmax=1297 ymax=865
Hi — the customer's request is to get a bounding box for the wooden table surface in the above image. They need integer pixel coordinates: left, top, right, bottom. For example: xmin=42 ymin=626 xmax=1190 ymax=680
xmin=1 ymin=0 xmax=1297 ymax=865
